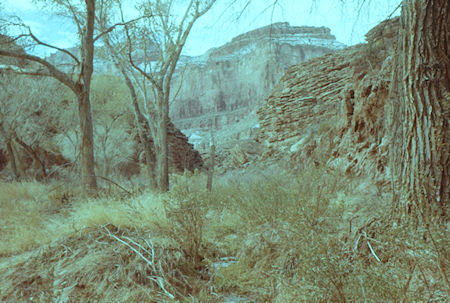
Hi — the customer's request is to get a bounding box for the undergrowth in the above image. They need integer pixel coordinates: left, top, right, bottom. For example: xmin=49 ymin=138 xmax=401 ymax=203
xmin=0 ymin=166 xmax=448 ymax=302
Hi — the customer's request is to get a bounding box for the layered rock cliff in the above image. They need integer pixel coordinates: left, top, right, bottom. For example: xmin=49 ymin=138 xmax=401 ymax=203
xmin=256 ymin=18 xmax=400 ymax=185
xmin=171 ymin=22 xmax=345 ymax=130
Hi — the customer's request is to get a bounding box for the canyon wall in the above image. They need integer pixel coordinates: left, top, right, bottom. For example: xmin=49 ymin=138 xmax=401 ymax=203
xmin=171 ymin=22 xmax=345 ymax=130
xmin=256 ymin=18 xmax=400 ymax=185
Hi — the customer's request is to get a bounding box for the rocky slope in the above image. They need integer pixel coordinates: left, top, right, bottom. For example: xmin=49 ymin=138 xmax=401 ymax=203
xmin=171 ymin=22 xmax=345 ymax=130
xmin=161 ymin=122 xmax=203 ymax=173
xmin=256 ymin=18 xmax=400 ymax=186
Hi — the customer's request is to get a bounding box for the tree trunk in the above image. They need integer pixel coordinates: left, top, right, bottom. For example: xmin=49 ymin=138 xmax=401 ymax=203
xmin=121 ymin=62 xmax=157 ymax=189
xmin=6 ymin=138 xmax=19 ymax=179
xmin=101 ymin=36 xmax=158 ymax=189
xmin=206 ymin=129 xmax=215 ymax=192
xmin=126 ymin=81 xmax=157 ymax=189
xmin=391 ymin=0 xmax=449 ymax=216
xmin=206 ymin=144 xmax=215 ymax=192
xmin=78 ymin=92 xmax=98 ymax=192
xmin=158 ymin=96 xmax=170 ymax=192
xmin=75 ymin=0 xmax=97 ymax=192
xmin=142 ymin=136 xmax=158 ymax=189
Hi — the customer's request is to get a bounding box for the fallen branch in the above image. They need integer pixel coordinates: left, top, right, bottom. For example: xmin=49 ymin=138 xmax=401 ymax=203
xmin=94 ymin=175 xmax=132 ymax=196
xmin=102 ymin=225 xmax=175 ymax=299
xmin=363 ymin=231 xmax=382 ymax=263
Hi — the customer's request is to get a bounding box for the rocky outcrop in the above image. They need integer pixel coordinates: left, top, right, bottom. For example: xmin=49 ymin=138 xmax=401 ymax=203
xmin=257 ymin=18 xmax=400 ymax=185
xmin=171 ymin=22 xmax=345 ymax=130
xmin=167 ymin=122 xmax=203 ymax=172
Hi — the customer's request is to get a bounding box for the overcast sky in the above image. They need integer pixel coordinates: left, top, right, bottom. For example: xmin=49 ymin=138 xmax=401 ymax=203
xmin=2 ymin=0 xmax=401 ymax=56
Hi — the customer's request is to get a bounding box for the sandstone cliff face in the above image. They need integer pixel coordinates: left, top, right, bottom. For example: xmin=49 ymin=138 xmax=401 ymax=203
xmin=171 ymin=22 xmax=345 ymax=130
xmin=257 ymin=18 xmax=399 ymax=185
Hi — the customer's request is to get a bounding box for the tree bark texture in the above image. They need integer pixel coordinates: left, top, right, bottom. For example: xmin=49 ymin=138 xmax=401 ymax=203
xmin=75 ymin=0 xmax=98 ymax=192
xmin=206 ymin=143 xmax=215 ymax=192
xmin=6 ymin=138 xmax=19 ymax=179
xmin=158 ymin=95 xmax=170 ymax=192
xmin=392 ymin=0 xmax=449 ymax=214
xmin=77 ymin=92 xmax=97 ymax=191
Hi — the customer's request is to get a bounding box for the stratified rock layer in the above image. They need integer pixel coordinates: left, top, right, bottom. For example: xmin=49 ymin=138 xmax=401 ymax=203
xmin=257 ymin=18 xmax=400 ymax=185
xmin=167 ymin=122 xmax=203 ymax=172
xmin=171 ymin=22 xmax=345 ymax=130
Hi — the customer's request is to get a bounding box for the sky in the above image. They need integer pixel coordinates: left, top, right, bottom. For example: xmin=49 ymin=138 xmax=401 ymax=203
xmin=1 ymin=0 xmax=401 ymax=56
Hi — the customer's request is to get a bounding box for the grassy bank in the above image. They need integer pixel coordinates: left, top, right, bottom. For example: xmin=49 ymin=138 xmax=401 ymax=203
xmin=0 ymin=166 xmax=448 ymax=302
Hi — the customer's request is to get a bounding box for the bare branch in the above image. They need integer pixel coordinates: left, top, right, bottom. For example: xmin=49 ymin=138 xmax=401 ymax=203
xmin=124 ymin=20 xmax=162 ymax=92
xmin=0 ymin=66 xmax=53 ymax=78
xmin=93 ymin=15 xmax=153 ymax=43
xmin=0 ymin=21 xmax=79 ymax=65
xmin=113 ymin=1 xmax=160 ymax=91
xmin=27 ymin=28 xmax=80 ymax=65
xmin=63 ymin=0 xmax=84 ymax=35
xmin=163 ymin=1 xmax=218 ymax=94
xmin=0 ymin=50 xmax=76 ymax=90
xmin=95 ymin=175 xmax=132 ymax=195
xmin=159 ymin=0 xmax=195 ymax=78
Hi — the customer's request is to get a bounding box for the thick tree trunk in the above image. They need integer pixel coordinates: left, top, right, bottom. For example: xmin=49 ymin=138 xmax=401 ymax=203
xmin=74 ymin=0 xmax=97 ymax=192
xmin=158 ymin=96 xmax=170 ymax=192
xmin=78 ymin=92 xmax=98 ymax=192
xmin=0 ymin=0 xmax=100 ymax=190
xmin=142 ymin=135 xmax=158 ymax=189
xmin=392 ymin=0 xmax=449 ymax=215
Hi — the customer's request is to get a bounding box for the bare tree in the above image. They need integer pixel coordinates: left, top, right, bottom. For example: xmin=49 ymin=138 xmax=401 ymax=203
xmin=0 ymin=0 xmax=101 ymax=191
xmin=100 ymin=0 xmax=216 ymax=191
xmin=0 ymin=0 xmax=143 ymax=192
xmin=89 ymin=75 xmax=137 ymax=179
xmin=95 ymin=24 xmax=159 ymax=189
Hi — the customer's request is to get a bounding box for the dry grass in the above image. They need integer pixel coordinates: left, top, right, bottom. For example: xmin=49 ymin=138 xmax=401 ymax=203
xmin=0 ymin=166 xmax=448 ymax=302
xmin=0 ymin=182 xmax=61 ymax=255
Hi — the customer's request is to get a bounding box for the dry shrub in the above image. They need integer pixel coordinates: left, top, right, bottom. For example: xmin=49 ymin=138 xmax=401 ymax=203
xmin=164 ymin=185 xmax=210 ymax=268
xmin=0 ymin=166 xmax=447 ymax=302
xmin=163 ymin=171 xmax=242 ymax=268
xmin=210 ymin=165 xmax=448 ymax=302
